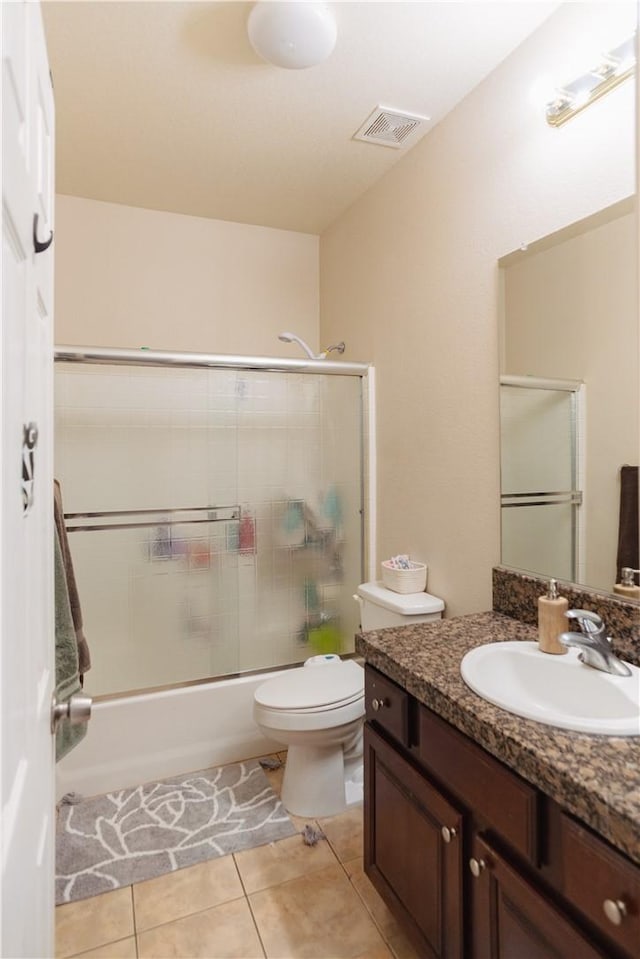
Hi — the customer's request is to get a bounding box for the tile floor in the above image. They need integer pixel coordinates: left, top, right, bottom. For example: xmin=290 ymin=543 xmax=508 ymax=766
xmin=55 ymin=756 xmax=420 ymax=959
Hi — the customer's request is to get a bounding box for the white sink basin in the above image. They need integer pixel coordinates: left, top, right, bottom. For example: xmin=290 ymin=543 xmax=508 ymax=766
xmin=460 ymin=642 xmax=640 ymax=736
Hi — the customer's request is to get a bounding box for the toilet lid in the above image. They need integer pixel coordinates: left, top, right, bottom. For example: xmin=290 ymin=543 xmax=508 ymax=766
xmin=255 ymin=660 xmax=364 ymax=711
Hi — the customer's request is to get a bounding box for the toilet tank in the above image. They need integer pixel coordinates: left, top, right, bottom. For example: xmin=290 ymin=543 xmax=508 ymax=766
xmin=356 ymin=581 xmax=444 ymax=631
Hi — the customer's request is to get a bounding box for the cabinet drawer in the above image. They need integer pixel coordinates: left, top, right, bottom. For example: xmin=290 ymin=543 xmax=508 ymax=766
xmin=560 ymin=813 xmax=640 ymax=957
xmin=365 ymin=665 xmax=410 ymax=747
xmin=419 ymin=706 xmax=539 ymax=863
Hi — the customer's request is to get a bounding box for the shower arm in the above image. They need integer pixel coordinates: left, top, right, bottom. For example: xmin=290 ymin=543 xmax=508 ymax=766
xmin=323 ymin=342 xmax=345 ymax=356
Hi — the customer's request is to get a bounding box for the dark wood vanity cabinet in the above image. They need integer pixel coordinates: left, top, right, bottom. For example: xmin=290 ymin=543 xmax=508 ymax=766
xmin=364 ymin=723 xmax=464 ymax=958
xmin=363 ymin=665 xmax=640 ymax=959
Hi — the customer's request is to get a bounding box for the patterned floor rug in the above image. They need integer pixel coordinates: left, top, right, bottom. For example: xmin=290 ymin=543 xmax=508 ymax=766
xmin=56 ymin=759 xmax=296 ymax=904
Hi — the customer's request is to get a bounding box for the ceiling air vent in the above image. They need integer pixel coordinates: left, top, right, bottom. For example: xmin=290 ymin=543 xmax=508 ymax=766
xmin=353 ymin=105 xmax=430 ymax=150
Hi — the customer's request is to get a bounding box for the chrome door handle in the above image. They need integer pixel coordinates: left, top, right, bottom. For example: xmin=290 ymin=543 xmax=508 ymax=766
xmin=51 ymin=692 xmax=92 ymax=733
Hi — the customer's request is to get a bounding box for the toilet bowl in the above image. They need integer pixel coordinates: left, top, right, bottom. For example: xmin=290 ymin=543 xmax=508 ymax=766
xmin=253 ymin=656 xmax=364 ymax=818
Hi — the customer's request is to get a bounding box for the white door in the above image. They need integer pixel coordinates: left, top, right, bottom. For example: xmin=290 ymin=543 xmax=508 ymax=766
xmin=1 ymin=2 xmax=56 ymax=956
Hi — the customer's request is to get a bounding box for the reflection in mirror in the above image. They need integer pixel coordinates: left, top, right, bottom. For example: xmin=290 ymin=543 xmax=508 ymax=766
xmin=499 ymin=199 xmax=638 ymax=596
xmin=500 ymin=375 xmax=582 ymax=582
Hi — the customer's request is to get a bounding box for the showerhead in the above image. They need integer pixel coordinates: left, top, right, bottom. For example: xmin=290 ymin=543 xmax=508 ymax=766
xmin=277 ymin=331 xmax=346 ymax=361
xmin=277 ymin=331 xmax=319 ymax=360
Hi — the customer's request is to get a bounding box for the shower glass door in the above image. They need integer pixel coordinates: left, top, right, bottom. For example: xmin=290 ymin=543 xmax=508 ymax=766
xmin=54 ymin=362 xmax=364 ymax=698
xmin=500 ymin=380 xmax=582 ymax=582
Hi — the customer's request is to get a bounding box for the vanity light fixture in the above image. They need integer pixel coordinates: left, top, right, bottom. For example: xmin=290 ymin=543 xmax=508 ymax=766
xmin=546 ymin=34 xmax=636 ymax=127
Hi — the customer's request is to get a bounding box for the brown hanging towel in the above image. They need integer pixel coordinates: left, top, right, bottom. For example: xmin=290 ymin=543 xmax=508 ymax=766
xmin=54 ymin=480 xmax=91 ymax=678
xmin=616 ymin=465 xmax=639 ymax=585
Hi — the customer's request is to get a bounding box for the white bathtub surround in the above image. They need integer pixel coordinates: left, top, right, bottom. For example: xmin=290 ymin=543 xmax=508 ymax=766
xmin=56 ymin=672 xmax=290 ymax=800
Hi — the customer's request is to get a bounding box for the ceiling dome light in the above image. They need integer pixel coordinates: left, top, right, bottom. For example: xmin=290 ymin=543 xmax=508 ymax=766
xmin=247 ymin=2 xmax=337 ymax=70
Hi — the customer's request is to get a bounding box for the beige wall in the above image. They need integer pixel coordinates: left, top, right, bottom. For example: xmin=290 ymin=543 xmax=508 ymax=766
xmin=320 ymin=3 xmax=636 ymax=616
xmin=54 ymin=195 xmax=319 ymax=356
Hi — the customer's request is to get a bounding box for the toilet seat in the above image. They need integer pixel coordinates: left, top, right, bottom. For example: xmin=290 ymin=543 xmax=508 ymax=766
xmin=254 ymin=660 xmax=363 ymax=712
xmin=264 ymin=690 xmax=363 ymax=715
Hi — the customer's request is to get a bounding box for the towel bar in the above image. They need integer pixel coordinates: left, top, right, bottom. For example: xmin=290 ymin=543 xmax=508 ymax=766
xmin=64 ymin=505 xmax=240 ymax=532
xmin=501 ymin=491 xmax=583 ymax=508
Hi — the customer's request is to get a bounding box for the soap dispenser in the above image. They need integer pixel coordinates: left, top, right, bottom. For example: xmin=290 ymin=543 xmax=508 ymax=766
xmin=538 ymin=579 xmax=568 ymax=655
xmin=613 ymin=567 xmax=640 ymax=600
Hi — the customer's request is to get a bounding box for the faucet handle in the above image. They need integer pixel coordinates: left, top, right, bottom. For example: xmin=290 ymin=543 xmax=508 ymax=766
xmin=565 ymin=609 xmax=604 ymax=635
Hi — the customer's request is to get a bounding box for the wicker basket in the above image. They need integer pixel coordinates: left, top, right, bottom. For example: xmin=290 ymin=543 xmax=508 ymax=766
xmin=381 ymin=560 xmax=427 ymax=594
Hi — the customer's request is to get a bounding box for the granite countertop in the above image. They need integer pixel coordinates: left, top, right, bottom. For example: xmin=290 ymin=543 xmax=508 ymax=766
xmin=355 ymin=611 xmax=640 ymax=866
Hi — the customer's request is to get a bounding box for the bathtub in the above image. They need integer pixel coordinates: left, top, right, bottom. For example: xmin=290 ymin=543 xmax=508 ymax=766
xmin=56 ymin=670 xmax=290 ymax=800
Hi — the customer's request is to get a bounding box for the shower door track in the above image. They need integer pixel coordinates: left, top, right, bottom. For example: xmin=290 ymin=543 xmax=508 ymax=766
xmin=54 ymin=345 xmax=370 ymax=377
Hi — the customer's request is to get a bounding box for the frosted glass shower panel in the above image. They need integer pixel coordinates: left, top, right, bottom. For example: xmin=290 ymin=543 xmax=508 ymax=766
xmin=500 ymin=383 xmax=580 ymax=582
xmin=501 ymin=387 xmax=574 ymax=493
xmin=500 ymin=502 xmax=574 ymax=582
xmin=54 ymin=362 xmax=365 ymax=697
xmin=66 ymin=510 xmax=241 ymax=698
xmin=55 ymin=365 xmax=232 ymax=510
xmin=234 ymin=372 xmax=363 ymax=672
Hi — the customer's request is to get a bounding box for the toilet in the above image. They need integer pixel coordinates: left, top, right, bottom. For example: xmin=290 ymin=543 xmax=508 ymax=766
xmin=253 ymin=582 xmax=444 ymax=818
xmin=254 ymin=655 xmax=364 ymax=818
xmin=355 ymin=581 xmax=445 ymax=630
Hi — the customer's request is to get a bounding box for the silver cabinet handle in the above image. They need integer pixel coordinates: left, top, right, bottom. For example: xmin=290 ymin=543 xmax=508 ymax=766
xmin=51 ymin=692 xmax=92 ymax=733
xmin=441 ymin=826 xmax=457 ymax=844
xmin=469 ymin=858 xmax=486 ymax=878
xmin=371 ymin=697 xmax=388 ymax=711
xmin=603 ymin=899 xmax=628 ymax=926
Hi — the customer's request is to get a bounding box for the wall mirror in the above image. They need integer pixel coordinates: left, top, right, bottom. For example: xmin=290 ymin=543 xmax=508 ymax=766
xmin=499 ymin=196 xmax=638 ymax=596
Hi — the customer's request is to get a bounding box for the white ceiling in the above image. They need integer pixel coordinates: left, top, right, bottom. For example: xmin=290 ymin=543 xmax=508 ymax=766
xmin=42 ymin=1 xmax=559 ymax=235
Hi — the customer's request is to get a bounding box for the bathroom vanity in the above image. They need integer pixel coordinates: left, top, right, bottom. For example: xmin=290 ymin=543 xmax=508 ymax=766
xmin=356 ymin=612 xmax=640 ymax=959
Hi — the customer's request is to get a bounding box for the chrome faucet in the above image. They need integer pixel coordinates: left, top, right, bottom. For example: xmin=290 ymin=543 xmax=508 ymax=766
xmin=559 ymin=610 xmax=632 ymax=677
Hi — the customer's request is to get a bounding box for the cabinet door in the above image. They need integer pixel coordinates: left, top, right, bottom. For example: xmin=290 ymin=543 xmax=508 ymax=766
xmin=560 ymin=813 xmax=640 ymax=958
xmin=469 ymin=835 xmax=609 ymax=959
xmin=364 ymin=724 xmax=464 ymax=959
